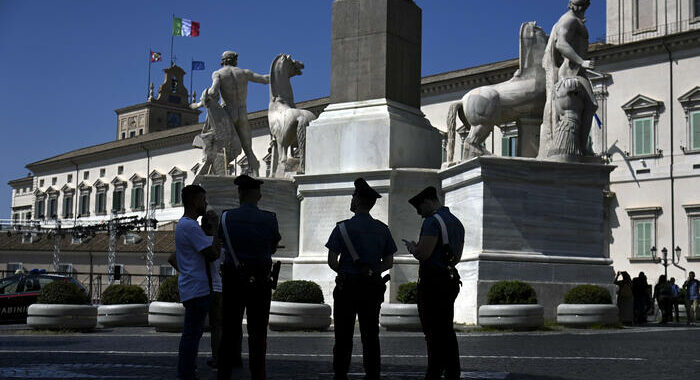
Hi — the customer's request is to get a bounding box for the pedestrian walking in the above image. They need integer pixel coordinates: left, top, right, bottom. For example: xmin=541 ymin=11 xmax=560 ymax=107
xmin=614 ymin=271 xmax=633 ymax=324
xmin=404 ymin=186 xmax=464 ymax=380
xmin=670 ymin=277 xmax=681 ymax=323
xmin=326 ymin=178 xmax=396 ymax=380
xmin=682 ymin=271 xmax=699 ymax=325
xmin=217 ymin=175 xmax=281 ymax=380
xmin=632 ymin=272 xmax=649 ymax=324
xmin=175 ymin=185 xmax=220 ymax=380
xmin=653 ymin=275 xmax=673 ymax=324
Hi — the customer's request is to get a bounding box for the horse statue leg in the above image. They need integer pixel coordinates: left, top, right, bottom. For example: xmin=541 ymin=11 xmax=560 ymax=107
xmin=464 ymin=124 xmax=494 ymax=157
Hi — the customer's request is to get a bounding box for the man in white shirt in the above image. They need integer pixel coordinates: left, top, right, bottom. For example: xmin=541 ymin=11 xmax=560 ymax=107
xmin=175 ymin=185 xmax=219 ymax=380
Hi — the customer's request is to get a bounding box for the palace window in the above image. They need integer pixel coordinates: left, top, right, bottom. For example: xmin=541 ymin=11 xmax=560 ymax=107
xmin=118 ymin=166 xmax=124 ymax=175
xmin=112 ymin=188 xmax=125 ymax=213
xmin=149 ymin=171 xmax=166 ymax=208
xmin=168 ymin=167 xmax=187 ymax=207
xmin=100 ymin=168 xmax=106 ymax=177
xmin=35 ymin=196 xmax=45 ymax=219
xmin=501 ymin=124 xmax=519 ymax=157
xmin=694 ymin=0 xmax=700 ymax=19
xmin=111 ymin=178 xmax=126 ymax=213
xmin=94 ymin=180 xmax=108 ymax=215
xmin=692 ymin=217 xmax=700 ymax=257
xmin=626 ymin=207 xmax=660 ymax=259
xmin=62 ymin=194 xmax=73 ymax=219
xmin=96 ymin=191 xmax=106 ymax=215
xmin=622 ymin=95 xmax=663 ymax=158
xmin=79 ymin=192 xmax=90 ymax=216
xmin=678 ymin=87 xmax=700 ymax=153
xmin=48 ymin=197 xmax=57 ymax=220
xmin=51 ymin=177 xmax=57 ymax=186
xmin=684 ymin=205 xmax=700 ymax=258
xmin=67 ymin=174 xmax=72 ymax=183
xmin=83 ymin=171 xmax=89 ymax=180
xmin=632 ymin=117 xmax=654 ymax=156
xmin=130 ymin=174 xmax=146 ymax=211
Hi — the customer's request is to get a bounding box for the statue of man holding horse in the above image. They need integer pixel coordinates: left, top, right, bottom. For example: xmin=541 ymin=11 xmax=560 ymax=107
xmin=200 ymin=51 xmax=270 ymax=176
xmin=538 ymin=0 xmax=597 ymax=159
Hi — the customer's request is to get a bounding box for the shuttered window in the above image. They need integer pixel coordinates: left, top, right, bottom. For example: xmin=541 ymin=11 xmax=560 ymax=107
xmin=633 ymin=219 xmax=653 ymax=257
xmin=693 ymin=218 xmax=700 ymax=257
xmin=633 ymin=117 xmax=653 ymax=156
xmin=691 ymin=111 xmax=700 ymax=150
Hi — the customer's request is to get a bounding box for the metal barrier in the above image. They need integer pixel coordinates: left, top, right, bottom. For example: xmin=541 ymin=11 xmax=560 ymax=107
xmin=0 ymin=270 xmax=172 ymax=303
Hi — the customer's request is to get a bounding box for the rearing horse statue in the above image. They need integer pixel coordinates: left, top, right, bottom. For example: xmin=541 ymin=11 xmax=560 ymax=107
xmin=268 ymin=54 xmax=317 ymax=177
xmin=446 ymin=22 xmax=549 ymax=162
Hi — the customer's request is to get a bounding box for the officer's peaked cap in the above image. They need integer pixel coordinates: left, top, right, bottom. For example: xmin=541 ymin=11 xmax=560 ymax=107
xmin=353 ymin=178 xmax=381 ymax=199
xmin=234 ymin=174 xmax=263 ymax=190
xmin=408 ymin=186 xmax=439 ymax=210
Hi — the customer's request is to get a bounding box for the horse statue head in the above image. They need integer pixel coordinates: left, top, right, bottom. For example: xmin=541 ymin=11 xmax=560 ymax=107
xmin=517 ymin=22 xmax=548 ymax=78
xmin=270 ymin=53 xmax=305 ymax=107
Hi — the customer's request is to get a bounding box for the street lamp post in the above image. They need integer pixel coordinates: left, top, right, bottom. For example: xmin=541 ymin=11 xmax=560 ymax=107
xmin=650 ymin=246 xmax=682 ymax=278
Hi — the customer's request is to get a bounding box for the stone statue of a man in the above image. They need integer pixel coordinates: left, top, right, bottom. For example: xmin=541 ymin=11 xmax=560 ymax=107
xmin=538 ymin=0 xmax=597 ymax=159
xmin=204 ymin=51 xmax=270 ymax=176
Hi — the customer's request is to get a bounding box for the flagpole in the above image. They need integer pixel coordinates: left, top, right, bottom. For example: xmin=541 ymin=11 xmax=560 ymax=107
xmin=170 ymin=13 xmax=175 ymax=66
xmin=147 ymin=47 xmax=151 ymax=101
xmin=190 ymin=57 xmax=194 ymax=101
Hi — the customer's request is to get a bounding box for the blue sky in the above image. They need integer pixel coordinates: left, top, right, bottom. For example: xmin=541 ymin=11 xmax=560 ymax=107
xmin=0 ymin=0 xmax=606 ymax=218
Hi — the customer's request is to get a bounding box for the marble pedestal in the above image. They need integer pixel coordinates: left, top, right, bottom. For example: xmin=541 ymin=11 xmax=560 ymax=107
xmin=196 ymin=175 xmax=299 ymax=281
xmin=439 ymin=157 xmax=616 ymax=323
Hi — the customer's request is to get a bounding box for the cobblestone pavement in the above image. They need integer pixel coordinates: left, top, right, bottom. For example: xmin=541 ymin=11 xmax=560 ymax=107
xmin=0 ymin=324 xmax=698 ymax=379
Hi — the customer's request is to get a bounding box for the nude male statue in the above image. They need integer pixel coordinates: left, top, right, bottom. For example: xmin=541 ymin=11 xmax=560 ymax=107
xmin=204 ymin=51 xmax=269 ymax=176
xmin=538 ymin=0 xmax=597 ymax=158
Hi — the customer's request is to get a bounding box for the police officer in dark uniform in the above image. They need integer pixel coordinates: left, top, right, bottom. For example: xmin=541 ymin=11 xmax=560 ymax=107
xmin=326 ymin=178 xmax=397 ymax=380
xmin=217 ymin=175 xmax=281 ymax=380
xmin=404 ymin=186 xmax=464 ymax=380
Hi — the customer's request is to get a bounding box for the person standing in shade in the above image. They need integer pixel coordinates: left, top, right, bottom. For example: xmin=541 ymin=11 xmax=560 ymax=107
xmin=669 ymin=277 xmax=681 ymax=323
xmin=632 ymin=272 xmax=649 ymax=324
xmin=326 ymin=178 xmax=397 ymax=380
xmin=653 ymin=275 xmax=673 ymax=324
xmin=175 ymin=185 xmax=220 ymax=380
xmin=217 ymin=175 xmax=281 ymax=380
xmin=682 ymin=271 xmax=699 ymax=325
xmin=404 ymin=186 xmax=464 ymax=380
xmin=614 ymin=271 xmax=633 ymax=324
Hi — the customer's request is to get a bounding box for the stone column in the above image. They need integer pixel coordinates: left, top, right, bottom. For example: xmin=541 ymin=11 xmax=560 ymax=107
xmin=295 ymin=0 xmax=442 ymax=304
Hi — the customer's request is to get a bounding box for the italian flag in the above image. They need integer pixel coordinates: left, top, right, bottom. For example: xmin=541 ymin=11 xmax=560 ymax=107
xmin=173 ymin=17 xmax=200 ymax=37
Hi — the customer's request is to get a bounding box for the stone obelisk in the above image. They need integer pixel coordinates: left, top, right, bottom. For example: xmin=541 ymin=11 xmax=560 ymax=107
xmin=294 ymin=0 xmax=442 ymax=302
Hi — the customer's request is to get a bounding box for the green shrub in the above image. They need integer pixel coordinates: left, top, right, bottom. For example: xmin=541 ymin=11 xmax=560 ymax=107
xmin=564 ymin=285 xmax=612 ymax=304
xmin=156 ymin=275 xmax=180 ymax=303
xmin=272 ymin=280 xmax=324 ymax=304
xmin=397 ymin=282 xmax=418 ymax=304
xmin=37 ymin=280 xmax=90 ymax=305
xmin=101 ymin=284 xmax=148 ymax=305
xmin=487 ymin=281 xmax=537 ymax=305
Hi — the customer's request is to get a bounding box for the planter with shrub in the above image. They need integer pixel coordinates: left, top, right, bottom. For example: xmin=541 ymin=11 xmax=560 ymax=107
xmin=478 ymin=281 xmax=544 ymax=330
xmin=148 ymin=275 xmax=185 ymax=332
xmin=380 ymin=282 xmax=421 ymax=331
xmin=557 ymin=285 xmax=618 ymax=327
xmin=269 ymin=280 xmax=331 ymax=331
xmin=27 ymin=280 xmax=96 ymax=330
xmin=98 ymin=284 xmax=149 ymax=327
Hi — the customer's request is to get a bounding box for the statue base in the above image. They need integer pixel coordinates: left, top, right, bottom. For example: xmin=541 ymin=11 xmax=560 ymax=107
xmin=437 ymin=156 xmax=616 ymax=323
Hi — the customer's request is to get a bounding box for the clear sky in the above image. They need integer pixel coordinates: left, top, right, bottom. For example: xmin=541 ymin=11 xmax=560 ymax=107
xmin=0 ymin=0 xmax=606 ymax=219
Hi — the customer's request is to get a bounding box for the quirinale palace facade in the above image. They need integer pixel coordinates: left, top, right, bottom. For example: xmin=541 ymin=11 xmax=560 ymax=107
xmin=5 ymin=1 xmax=700 ymax=291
